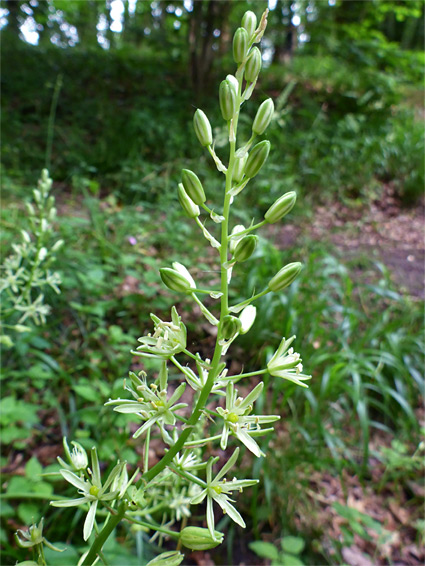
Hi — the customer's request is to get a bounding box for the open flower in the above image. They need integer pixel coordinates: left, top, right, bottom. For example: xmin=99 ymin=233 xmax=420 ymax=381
xmin=133 ymin=307 xmax=187 ymax=359
xmin=267 ymin=335 xmax=311 ymax=388
xmin=179 ymin=356 xmax=227 ymax=395
xmin=216 ymin=382 xmax=279 ymax=457
xmin=51 ymin=448 xmax=124 ymax=541
xmin=57 ymin=437 xmax=88 ymax=472
xmin=190 ymin=448 xmax=258 ymax=539
xmin=15 ymin=518 xmax=63 ymax=552
xmin=105 ymin=371 xmax=187 ymax=441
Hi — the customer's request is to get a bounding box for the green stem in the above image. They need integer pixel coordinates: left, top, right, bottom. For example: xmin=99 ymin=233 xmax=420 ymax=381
xmin=230 ymin=288 xmax=270 ymax=312
xmin=123 ymin=515 xmax=178 ymax=538
xmin=144 ymin=428 xmax=150 ymax=474
xmin=81 ymin=502 xmax=127 ymax=566
xmin=0 ymin=493 xmax=65 ymax=501
xmin=182 ymin=349 xmax=202 ymax=362
xmin=135 ymin=77 xmax=241 ymax=488
xmin=168 ymin=465 xmax=207 ymax=488
xmin=183 ymin=434 xmax=223 ymax=447
xmin=233 ymin=368 xmax=268 ymax=379
xmin=228 ymin=220 xmax=267 ymax=239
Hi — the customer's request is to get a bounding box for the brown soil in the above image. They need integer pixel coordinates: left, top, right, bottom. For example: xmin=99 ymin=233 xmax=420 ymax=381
xmin=269 ymin=184 xmax=424 ymax=300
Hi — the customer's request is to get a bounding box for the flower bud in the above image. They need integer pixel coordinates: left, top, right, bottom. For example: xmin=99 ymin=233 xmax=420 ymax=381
xmin=229 ymin=224 xmax=245 ymax=253
xmin=146 ymin=551 xmax=184 ymax=566
xmin=245 ymin=47 xmax=262 ymax=82
xmin=252 ymin=98 xmax=274 ymax=135
xmin=232 ymin=154 xmax=248 ymax=183
xmin=181 ymin=169 xmax=206 ymax=205
xmin=21 ymin=230 xmax=31 ymax=243
xmin=233 ymin=27 xmax=249 ymax=63
xmin=219 ymin=79 xmax=237 ymax=121
xmin=239 ymin=305 xmax=256 ymax=334
xmin=226 ymin=74 xmax=239 ymax=95
xmin=265 ymin=191 xmax=297 ymax=224
xmin=234 ymin=235 xmax=258 ymax=262
xmin=177 ymin=184 xmax=200 ymax=218
xmin=160 ymin=267 xmax=192 ymax=293
xmin=242 ymin=11 xmax=257 ymax=37
xmin=193 ymin=109 xmax=212 ymax=147
xmin=180 ymin=526 xmax=224 ymax=550
xmin=245 ymin=140 xmax=270 ymax=178
xmin=268 ymin=262 xmax=302 ymax=292
xmin=220 ymin=315 xmax=242 ymax=340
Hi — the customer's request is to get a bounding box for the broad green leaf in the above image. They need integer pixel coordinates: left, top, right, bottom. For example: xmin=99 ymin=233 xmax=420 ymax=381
xmin=249 ymin=541 xmax=279 ymax=560
xmin=281 ymin=536 xmax=305 ymax=555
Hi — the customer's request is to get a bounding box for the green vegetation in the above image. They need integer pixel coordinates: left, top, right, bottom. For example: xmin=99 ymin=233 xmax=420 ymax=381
xmin=1 ymin=1 xmax=424 ymax=565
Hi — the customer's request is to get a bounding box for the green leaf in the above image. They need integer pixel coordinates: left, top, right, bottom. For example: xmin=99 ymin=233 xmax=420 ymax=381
xmin=44 ymin=544 xmax=80 ymax=565
xmin=18 ymin=502 xmax=41 ymax=524
xmin=1 ymin=425 xmax=30 ymax=444
xmin=281 ymin=536 xmax=305 ymax=555
xmin=282 ymin=553 xmax=304 ymax=565
xmin=249 ymin=541 xmax=279 ymax=560
xmin=7 ymin=476 xmax=34 ymax=494
xmin=25 ymin=457 xmax=43 ymax=480
xmin=73 ymin=384 xmax=99 ymax=402
xmin=0 ymin=502 xmax=14 ymax=518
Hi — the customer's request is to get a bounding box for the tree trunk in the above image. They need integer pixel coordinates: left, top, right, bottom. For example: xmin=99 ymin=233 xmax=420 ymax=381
xmin=188 ymin=0 xmax=231 ymax=100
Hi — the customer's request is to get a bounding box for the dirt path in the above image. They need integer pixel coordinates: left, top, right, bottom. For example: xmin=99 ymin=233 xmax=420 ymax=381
xmin=272 ymin=185 xmax=424 ymax=299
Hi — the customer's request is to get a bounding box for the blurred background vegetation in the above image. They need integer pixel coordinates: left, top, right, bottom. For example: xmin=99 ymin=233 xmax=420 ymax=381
xmin=1 ymin=1 xmax=424 ymax=565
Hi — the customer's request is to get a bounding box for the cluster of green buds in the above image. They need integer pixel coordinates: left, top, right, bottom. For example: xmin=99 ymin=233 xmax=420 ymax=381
xmin=43 ymin=10 xmax=310 ymax=566
xmin=0 ymin=169 xmax=63 ymax=346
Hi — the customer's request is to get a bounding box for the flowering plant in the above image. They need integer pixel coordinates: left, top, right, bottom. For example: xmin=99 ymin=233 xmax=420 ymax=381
xmin=0 ymin=170 xmax=63 ymax=347
xmin=17 ymin=9 xmax=310 ymax=565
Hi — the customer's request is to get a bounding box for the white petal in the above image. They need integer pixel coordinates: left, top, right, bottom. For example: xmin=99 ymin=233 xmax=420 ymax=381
xmin=206 ymin=496 xmax=215 ymax=539
xmin=220 ymin=425 xmax=230 ymax=450
xmin=215 ymin=448 xmax=239 ymax=482
xmin=239 ymin=305 xmax=256 ymax=334
xmin=214 ymin=494 xmax=245 ymax=528
xmin=83 ymin=500 xmax=98 ymax=541
xmin=51 ymin=496 xmax=90 ymax=507
xmin=235 ymin=428 xmax=263 ymax=457
xmin=190 ymin=489 xmax=207 ymax=505
xmin=172 ymin=262 xmax=196 ymax=288
xmin=91 ymin=448 xmax=101 ymax=487
xmin=60 ymin=470 xmax=88 ymax=492
xmin=238 ymin=382 xmax=263 ymax=411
